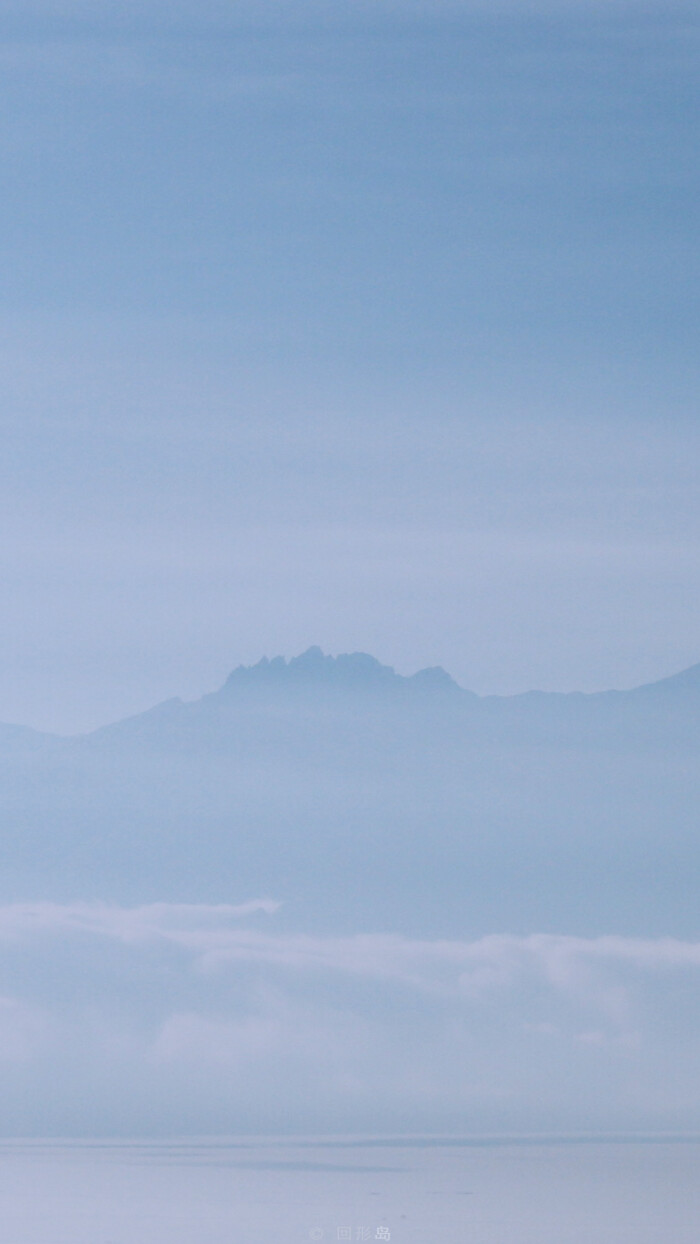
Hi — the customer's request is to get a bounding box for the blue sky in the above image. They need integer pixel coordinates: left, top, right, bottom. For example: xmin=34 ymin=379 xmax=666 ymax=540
xmin=0 ymin=0 xmax=698 ymax=730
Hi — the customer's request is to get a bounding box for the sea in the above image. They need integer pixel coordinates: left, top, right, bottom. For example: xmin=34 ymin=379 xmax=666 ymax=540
xmin=0 ymin=1136 xmax=698 ymax=1244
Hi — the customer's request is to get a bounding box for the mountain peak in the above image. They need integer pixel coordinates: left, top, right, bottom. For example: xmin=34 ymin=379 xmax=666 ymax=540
xmin=225 ymin=648 xmax=397 ymax=689
xmin=222 ymin=649 xmax=461 ymax=695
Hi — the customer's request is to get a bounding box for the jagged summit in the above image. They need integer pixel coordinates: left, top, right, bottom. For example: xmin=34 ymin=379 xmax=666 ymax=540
xmin=223 ymin=647 xmax=461 ymax=694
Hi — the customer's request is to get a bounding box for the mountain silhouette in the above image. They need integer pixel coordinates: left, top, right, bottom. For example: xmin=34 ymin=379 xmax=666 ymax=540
xmin=0 ymin=650 xmax=697 ymax=938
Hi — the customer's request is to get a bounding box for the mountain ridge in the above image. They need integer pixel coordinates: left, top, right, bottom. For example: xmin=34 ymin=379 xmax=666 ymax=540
xmin=221 ymin=645 xmax=462 ymax=695
xmin=1 ymin=648 xmax=699 ymax=741
xmin=0 ymin=646 xmax=697 ymax=935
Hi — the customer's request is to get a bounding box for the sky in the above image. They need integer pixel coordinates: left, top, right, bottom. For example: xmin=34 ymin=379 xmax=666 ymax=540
xmin=0 ymin=0 xmax=698 ymax=732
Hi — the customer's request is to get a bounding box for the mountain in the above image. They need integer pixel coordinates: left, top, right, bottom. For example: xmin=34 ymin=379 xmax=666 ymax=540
xmin=0 ymin=649 xmax=698 ymax=937
xmin=224 ymin=645 xmax=462 ymax=694
xmin=0 ymin=721 xmax=55 ymax=753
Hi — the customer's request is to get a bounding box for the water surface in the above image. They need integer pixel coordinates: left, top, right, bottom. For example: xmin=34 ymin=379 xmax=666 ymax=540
xmin=1 ymin=1136 xmax=699 ymax=1244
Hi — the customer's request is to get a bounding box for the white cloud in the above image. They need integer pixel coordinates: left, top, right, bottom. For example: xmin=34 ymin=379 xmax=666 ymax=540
xmin=3 ymin=901 xmax=700 ymax=995
xmin=0 ymin=899 xmax=280 ymax=943
xmin=0 ymin=902 xmax=698 ymax=1134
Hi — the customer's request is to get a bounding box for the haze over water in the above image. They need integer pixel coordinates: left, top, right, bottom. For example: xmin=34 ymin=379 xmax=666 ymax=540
xmin=2 ymin=1138 xmax=700 ymax=1244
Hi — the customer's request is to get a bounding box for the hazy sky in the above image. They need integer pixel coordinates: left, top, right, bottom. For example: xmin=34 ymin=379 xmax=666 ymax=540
xmin=1 ymin=0 xmax=698 ymax=732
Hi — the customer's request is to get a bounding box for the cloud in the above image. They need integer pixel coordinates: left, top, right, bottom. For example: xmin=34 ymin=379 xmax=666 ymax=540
xmin=5 ymin=900 xmax=700 ymax=986
xmin=4 ymin=899 xmax=700 ymax=980
xmin=0 ymin=903 xmax=699 ymax=1134
xmin=0 ymin=899 xmax=280 ymax=943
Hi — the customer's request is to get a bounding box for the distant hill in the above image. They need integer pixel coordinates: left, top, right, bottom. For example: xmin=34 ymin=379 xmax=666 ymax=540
xmin=70 ymin=647 xmax=700 ymax=752
xmin=0 ymin=721 xmax=54 ymax=753
xmin=0 ymin=649 xmax=698 ymax=938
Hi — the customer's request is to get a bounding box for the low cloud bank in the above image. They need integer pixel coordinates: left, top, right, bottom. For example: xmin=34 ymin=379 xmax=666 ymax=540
xmin=0 ymin=902 xmax=698 ymax=1136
